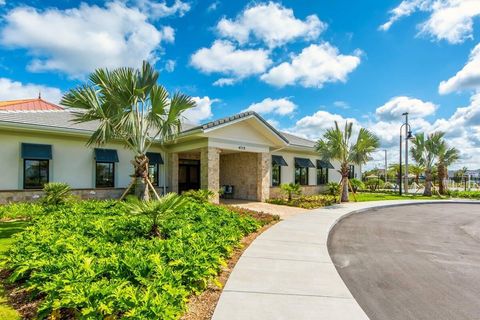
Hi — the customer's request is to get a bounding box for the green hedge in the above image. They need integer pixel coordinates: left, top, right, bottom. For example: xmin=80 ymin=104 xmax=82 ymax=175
xmin=5 ymin=200 xmax=260 ymax=319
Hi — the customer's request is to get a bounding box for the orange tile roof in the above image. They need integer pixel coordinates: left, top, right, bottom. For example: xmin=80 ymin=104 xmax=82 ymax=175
xmin=0 ymin=98 xmax=64 ymax=111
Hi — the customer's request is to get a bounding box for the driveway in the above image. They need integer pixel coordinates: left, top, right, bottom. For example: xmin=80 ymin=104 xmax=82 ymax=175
xmin=329 ymin=203 xmax=480 ymax=320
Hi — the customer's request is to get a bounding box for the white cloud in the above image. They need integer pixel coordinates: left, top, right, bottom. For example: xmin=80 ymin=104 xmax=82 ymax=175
xmin=260 ymin=43 xmax=361 ymax=88
xmin=190 ymin=40 xmax=272 ymax=85
xmin=135 ymin=0 xmax=190 ymax=19
xmin=379 ymin=0 xmax=429 ymax=31
xmin=0 ymin=2 xmax=172 ymax=77
xmin=183 ymin=96 xmax=218 ymax=124
xmin=439 ymin=43 xmax=480 ymax=94
xmin=287 ymin=110 xmax=359 ymax=140
xmin=380 ymin=0 xmax=480 ymax=44
xmin=208 ymin=1 xmax=219 ymax=12
xmin=0 ymin=0 xmax=5 ymax=6
xmin=376 ymin=96 xmax=438 ymax=120
xmin=0 ymin=78 xmax=63 ymax=103
xmin=333 ymin=101 xmax=350 ymax=109
xmin=244 ymin=97 xmax=297 ymax=116
xmin=217 ymin=2 xmax=325 ymax=48
xmin=164 ymin=59 xmax=176 ymax=72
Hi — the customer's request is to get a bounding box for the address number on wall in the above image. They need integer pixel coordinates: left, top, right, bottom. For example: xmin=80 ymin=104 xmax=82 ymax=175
xmin=238 ymin=146 xmax=246 ymax=150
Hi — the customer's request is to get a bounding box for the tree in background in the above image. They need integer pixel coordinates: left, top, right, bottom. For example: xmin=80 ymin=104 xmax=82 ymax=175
xmin=408 ymin=164 xmax=424 ymax=185
xmin=62 ymin=61 xmax=196 ymax=201
xmin=410 ymin=132 xmax=444 ymax=196
xmin=437 ymin=141 xmax=460 ymax=195
xmin=316 ymin=121 xmax=379 ymax=202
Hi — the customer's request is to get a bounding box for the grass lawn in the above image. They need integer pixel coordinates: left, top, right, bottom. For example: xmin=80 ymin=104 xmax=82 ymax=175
xmin=350 ymin=192 xmax=444 ymax=202
xmin=0 ymin=221 xmax=28 ymax=320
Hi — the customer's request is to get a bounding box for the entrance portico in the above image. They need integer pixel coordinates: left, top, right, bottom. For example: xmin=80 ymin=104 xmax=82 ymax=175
xmin=166 ymin=112 xmax=287 ymax=203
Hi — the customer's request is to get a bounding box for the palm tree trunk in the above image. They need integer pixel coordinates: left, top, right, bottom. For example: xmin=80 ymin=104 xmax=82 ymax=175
xmin=438 ymin=162 xmax=446 ymax=195
xmin=424 ymin=169 xmax=433 ymax=196
xmin=340 ymin=163 xmax=349 ymax=202
xmin=134 ymin=154 xmax=150 ymax=201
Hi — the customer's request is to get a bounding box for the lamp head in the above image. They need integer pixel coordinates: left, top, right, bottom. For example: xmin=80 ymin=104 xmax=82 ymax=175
xmin=407 ymin=130 xmax=414 ymax=140
xmin=402 ymin=112 xmax=409 ymax=116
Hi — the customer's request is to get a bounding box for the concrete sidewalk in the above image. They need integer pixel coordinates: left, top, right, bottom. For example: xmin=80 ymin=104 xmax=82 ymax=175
xmin=212 ymin=200 xmax=477 ymax=320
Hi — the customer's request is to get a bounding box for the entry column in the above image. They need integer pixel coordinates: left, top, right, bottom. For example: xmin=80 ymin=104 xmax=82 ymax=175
xmin=256 ymin=152 xmax=270 ymax=202
xmin=200 ymin=147 xmax=221 ymax=203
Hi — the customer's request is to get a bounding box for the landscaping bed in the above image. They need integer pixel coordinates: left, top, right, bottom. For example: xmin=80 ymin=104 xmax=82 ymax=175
xmin=0 ymin=199 xmax=276 ymax=319
xmin=267 ymin=195 xmax=336 ymax=209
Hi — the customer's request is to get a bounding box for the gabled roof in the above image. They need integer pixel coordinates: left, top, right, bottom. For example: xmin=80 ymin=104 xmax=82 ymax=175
xmin=181 ymin=111 xmax=290 ymax=144
xmin=0 ymin=98 xmax=64 ymax=112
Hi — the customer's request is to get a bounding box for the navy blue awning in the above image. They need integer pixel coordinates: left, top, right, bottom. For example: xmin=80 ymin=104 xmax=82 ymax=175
xmin=294 ymin=157 xmax=315 ymax=168
xmin=21 ymin=143 xmax=52 ymax=160
xmin=94 ymin=148 xmax=119 ymax=162
xmin=146 ymin=152 xmax=164 ymax=165
xmin=317 ymin=159 xmax=334 ymax=169
xmin=272 ymin=155 xmax=288 ymax=166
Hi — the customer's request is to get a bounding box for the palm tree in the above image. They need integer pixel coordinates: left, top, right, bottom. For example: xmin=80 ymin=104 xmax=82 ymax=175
xmin=437 ymin=142 xmax=460 ymax=195
xmin=61 ymin=61 xmax=196 ymax=201
xmin=316 ymin=121 xmax=380 ymax=202
xmin=408 ymin=164 xmax=424 ymax=185
xmin=410 ymin=132 xmax=444 ymax=196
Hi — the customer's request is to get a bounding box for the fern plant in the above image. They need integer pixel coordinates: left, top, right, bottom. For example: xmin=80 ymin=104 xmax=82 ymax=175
xmin=41 ymin=182 xmax=72 ymax=206
xmin=127 ymin=193 xmax=188 ymax=237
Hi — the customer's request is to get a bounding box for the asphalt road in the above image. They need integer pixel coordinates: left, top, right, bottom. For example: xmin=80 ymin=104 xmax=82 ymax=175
xmin=328 ymin=203 xmax=480 ymax=320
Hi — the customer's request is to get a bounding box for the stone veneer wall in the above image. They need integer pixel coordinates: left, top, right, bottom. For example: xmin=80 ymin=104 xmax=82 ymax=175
xmin=269 ymin=185 xmax=326 ymax=199
xmin=220 ymin=152 xmax=260 ymax=201
xmin=200 ymin=147 xmax=220 ymax=203
xmin=256 ymin=153 xmax=270 ymax=202
xmin=0 ymin=188 xmax=165 ymax=204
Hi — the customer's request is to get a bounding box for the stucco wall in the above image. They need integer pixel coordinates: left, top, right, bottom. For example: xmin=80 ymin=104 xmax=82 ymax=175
xmin=220 ymin=152 xmax=259 ymax=200
xmin=0 ymin=130 xmax=166 ymax=190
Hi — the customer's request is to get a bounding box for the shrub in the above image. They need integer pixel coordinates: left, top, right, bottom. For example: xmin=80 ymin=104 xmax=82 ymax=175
xmin=182 ymin=189 xmax=214 ymax=203
xmin=447 ymin=190 xmax=480 ymax=199
xmin=365 ymin=178 xmax=385 ymax=191
xmin=5 ymin=200 xmax=260 ymax=319
xmin=41 ymin=182 xmax=73 ymax=206
xmin=267 ymin=194 xmax=336 ymax=209
xmin=349 ymin=178 xmax=365 ymax=192
xmin=384 ymin=182 xmax=394 ymax=189
xmin=0 ymin=202 xmax=44 ymax=220
xmin=280 ymin=183 xmax=301 ymax=201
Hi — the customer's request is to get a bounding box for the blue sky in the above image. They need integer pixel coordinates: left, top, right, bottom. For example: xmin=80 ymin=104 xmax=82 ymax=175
xmin=1 ymin=0 xmax=480 ymax=169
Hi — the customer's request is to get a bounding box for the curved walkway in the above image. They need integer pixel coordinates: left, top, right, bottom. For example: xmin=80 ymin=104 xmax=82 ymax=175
xmin=329 ymin=203 xmax=480 ymax=320
xmin=212 ymin=200 xmax=478 ymax=320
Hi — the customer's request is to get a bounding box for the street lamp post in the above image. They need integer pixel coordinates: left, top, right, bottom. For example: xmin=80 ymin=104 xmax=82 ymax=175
xmin=398 ymin=113 xmax=413 ymax=196
xmin=384 ymin=150 xmax=387 ymax=183
xmin=403 ymin=112 xmax=409 ymax=194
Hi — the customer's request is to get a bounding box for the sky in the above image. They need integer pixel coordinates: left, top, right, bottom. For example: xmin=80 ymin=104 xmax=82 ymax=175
xmin=0 ymin=0 xmax=480 ymax=170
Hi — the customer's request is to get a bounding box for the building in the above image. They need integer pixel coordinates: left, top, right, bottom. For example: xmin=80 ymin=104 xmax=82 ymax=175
xmin=0 ymin=98 xmax=360 ymax=203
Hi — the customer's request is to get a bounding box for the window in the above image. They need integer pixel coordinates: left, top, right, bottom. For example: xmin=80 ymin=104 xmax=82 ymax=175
xmin=272 ymin=164 xmax=281 ymax=186
xmin=295 ymin=166 xmax=309 ymax=185
xmin=317 ymin=167 xmax=329 ymax=185
xmin=24 ymin=159 xmax=49 ymax=189
xmin=149 ymin=164 xmax=159 ymax=186
xmin=96 ymin=162 xmax=115 ymax=188
xmin=348 ymin=165 xmax=355 ymax=179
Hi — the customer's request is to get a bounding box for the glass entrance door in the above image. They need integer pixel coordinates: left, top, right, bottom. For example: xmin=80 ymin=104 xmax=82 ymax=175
xmin=178 ymin=159 xmax=200 ymax=192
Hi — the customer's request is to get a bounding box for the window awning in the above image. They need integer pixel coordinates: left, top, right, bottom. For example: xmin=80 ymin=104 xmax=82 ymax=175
xmin=294 ymin=157 xmax=315 ymax=168
xmin=317 ymin=159 xmax=334 ymax=169
xmin=146 ymin=152 xmax=164 ymax=165
xmin=94 ymin=148 xmax=119 ymax=163
xmin=21 ymin=143 xmax=52 ymax=160
xmin=272 ymin=155 xmax=288 ymax=166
